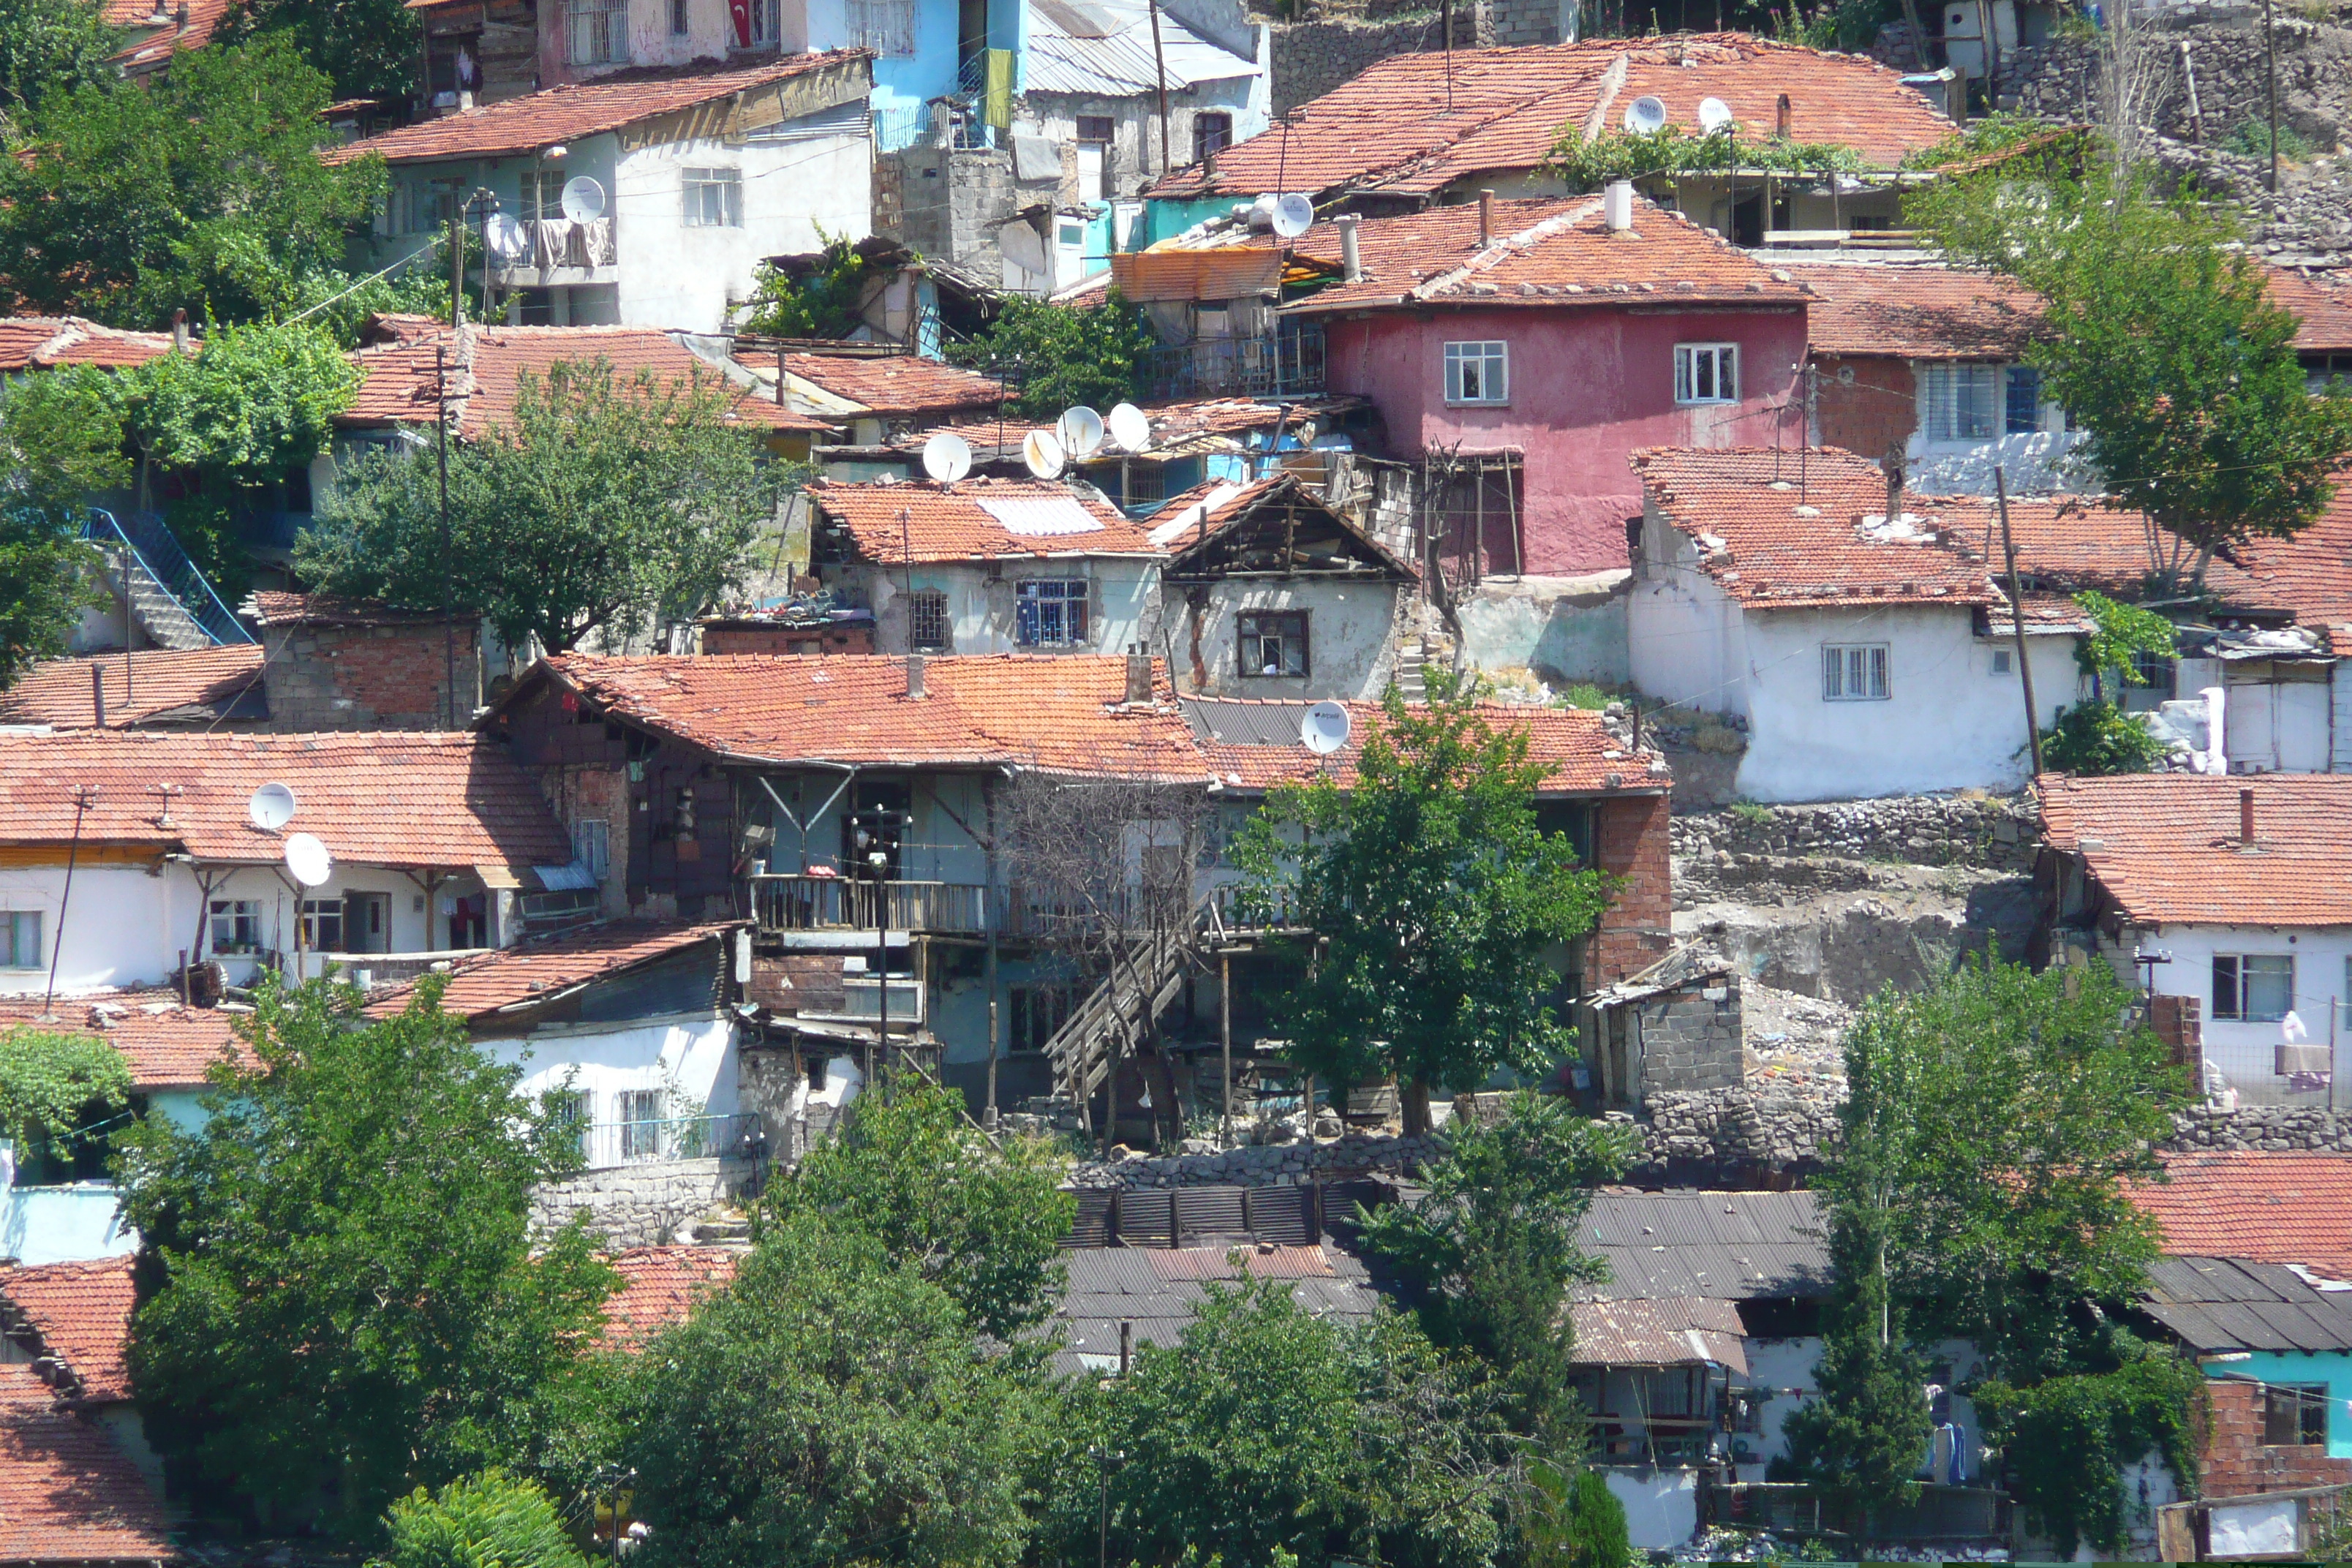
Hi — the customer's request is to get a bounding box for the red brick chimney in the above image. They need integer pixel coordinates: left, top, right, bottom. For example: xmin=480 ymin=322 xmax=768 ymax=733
xmin=2240 ymin=787 xmax=2255 ymax=846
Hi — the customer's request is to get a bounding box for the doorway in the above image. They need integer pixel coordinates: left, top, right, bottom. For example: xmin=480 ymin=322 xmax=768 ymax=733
xmin=450 ymin=894 xmax=488 ymax=949
xmin=344 ymin=892 xmax=391 ymax=954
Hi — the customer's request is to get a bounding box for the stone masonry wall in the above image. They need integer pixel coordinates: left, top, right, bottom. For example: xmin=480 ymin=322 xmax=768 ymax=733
xmin=1671 ymin=794 xmax=2039 ymax=875
xmin=529 ymin=1156 xmax=758 ymax=1247
xmin=1267 ymin=13 xmax=1462 ymax=114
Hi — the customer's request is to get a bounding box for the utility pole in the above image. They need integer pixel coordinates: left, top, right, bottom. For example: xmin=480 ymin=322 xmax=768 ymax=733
xmin=1146 ymin=0 xmax=1171 ymax=173
xmin=447 ymin=198 xmax=464 ymax=327
xmin=1996 ymin=467 xmax=2044 ymax=778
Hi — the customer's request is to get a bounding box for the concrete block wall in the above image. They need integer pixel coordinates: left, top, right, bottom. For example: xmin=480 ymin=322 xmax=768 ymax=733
xmin=1590 ymin=791 xmax=1674 ymax=988
xmin=1635 ymin=981 xmax=1742 ymax=1093
xmin=261 ymin=620 xmax=480 ymax=731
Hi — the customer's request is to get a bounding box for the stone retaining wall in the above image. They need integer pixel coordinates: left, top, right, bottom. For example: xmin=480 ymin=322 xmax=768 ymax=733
xmin=1671 ymin=794 xmax=2039 ymax=874
xmin=1268 ymin=14 xmax=1458 ymax=112
xmin=530 ymin=1156 xmax=758 ymax=1247
xmin=2170 ymin=1103 xmax=2352 ymax=1151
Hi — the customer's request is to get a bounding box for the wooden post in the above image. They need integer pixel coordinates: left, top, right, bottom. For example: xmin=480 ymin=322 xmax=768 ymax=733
xmin=1219 ymin=951 xmax=1233 ymax=1145
xmin=1996 ymin=466 xmax=2044 ymax=780
xmin=1147 ymin=0 xmax=1172 ymax=173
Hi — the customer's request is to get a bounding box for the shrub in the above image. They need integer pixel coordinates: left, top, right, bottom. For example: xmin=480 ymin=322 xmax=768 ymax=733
xmin=2039 ymin=698 xmax=2167 ymax=776
xmin=380 ymin=1470 xmax=589 ymax=1568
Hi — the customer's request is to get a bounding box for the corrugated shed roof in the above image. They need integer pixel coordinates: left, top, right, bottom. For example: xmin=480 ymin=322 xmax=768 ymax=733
xmin=1569 ymin=1294 xmax=1749 ymax=1372
xmin=0 ymin=647 xmax=264 ymax=730
xmin=366 ymin=921 xmax=732 ymax=1022
xmin=1575 ymin=1188 xmax=1830 ymax=1301
xmin=1025 ymin=0 xmax=1258 ymax=94
xmin=2141 ymin=1256 xmax=2352 ymax=1353
xmin=1053 ymin=1241 xmax=1379 ymax=1371
xmin=2038 ymin=773 xmax=2352 ymax=927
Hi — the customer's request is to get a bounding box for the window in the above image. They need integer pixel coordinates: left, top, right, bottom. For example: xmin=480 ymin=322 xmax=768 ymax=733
xmin=1674 ymin=342 xmax=1738 ymax=405
xmin=682 ymin=167 xmax=743 ymax=227
xmin=2214 ymin=954 xmax=2294 ymax=1024
xmin=670 ymin=0 xmax=688 ymax=33
xmin=300 ymin=898 xmax=344 ymax=951
xmin=1015 ymin=578 xmax=1089 ymax=647
xmin=1010 ymin=985 xmax=1073 ymax=1052
xmin=519 ymin=167 xmax=567 ymax=222
xmin=1444 ymin=341 xmax=1508 ymax=405
xmin=908 ymin=589 xmax=950 ymax=651
xmin=554 ymin=1090 xmax=594 ymax=1165
xmin=1193 ymin=110 xmax=1232 ymax=164
xmin=572 ymin=818 xmax=611 ymax=881
xmin=1238 ymin=611 xmax=1308 ymax=678
xmin=845 ymin=0 xmax=916 ymax=53
xmin=744 ymin=0 xmax=779 ymax=42
xmin=2130 ymin=649 xmax=2176 ymax=698
xmin=1990 ymin=649 xmax=2013 ymax=675
xmin=2004 ymin=364 xmax=2044 ymax=434
xmin=1075 ymin=115 xmax=1114 ymax=203
xmin=2264 ymin=1384 xmax=2329 ymax=1447
xmin=385 ymin=179 xmax=458 ymax=237
xmin=1074 ymin=114 xmax=1114 ymax=143
xmin=1822 ymin=643 xmax=1888 ymax=701
xmin=1 ymin=911 xmax=39 ymax=968
xmin=617 ymin=1088 xmax=664 ymax=1160
xmin=567 ymin=0 xmax=627 ymax=65
xmin=1920 ymin=363 xmax=2000 ymax=442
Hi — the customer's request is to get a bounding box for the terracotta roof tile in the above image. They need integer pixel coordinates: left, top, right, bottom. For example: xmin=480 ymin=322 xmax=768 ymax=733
xmin=0 ymin=1257 xmax=134 ymax=1404
xmin=1789 ymin=260 xmax=2048 ymax=358
xmin=105 ymin=0 xmax=230 ymax=69
xmin=598 ymin=1245 xmax=739 ymax=1349
xmin=808 ymin=477 xmax=1162 ymax=562
xmin=775 ymin=353 xmax=1003 ymax=418
xmin=2266 ymin=264 xmax=2352 ymax=354
xmin=2226 ymin=477 xmax=2352 ymax=633
xmin=0 ymin=647 xmax=263 ymax=730
xmin=0 ymin=731 xmax=573 ymax=869
xmin=366 ymin=921 xmax=732 ymax=1021
xmin=328 ymin=52 xmax=869 ymax=165
xmin=529 ymin=654 xmax=1211 ymax=780
xmin=1567 ymin=1294 xmax=1748 ymax=1371
xmin=1181 ymin=696 xmax=1662 ymax=794
xmin=2038 ymin=772 xmax=2352 ymax=927
xmin=0 ymin=993 xmax=260 ymax=1088
xmin=2131 ymin=1153 xmax=2352 ymax=1277
xmin=0 ymin=1364 xmax=175 ymax=1561
xmin=242 ymin=592 xmax=452 ymax=628
xmin=1285 ymin=194 xmax=1801 ymax=315
xmin=882 ymin=396 xmax=1368 ymax=463
xmin=0 ymin=316 xmax=181 ymax=373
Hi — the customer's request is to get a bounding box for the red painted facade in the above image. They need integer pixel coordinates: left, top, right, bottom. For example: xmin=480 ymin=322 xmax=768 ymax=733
xmin=1322 ymin=302 xmax=1809 ymax=574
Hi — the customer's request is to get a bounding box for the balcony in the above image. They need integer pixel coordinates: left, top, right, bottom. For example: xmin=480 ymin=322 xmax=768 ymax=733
xmin=751 ymin=873 xmax=990 ymax=936
xmin=489 ymin=217 xmax=619 ymax=288
xmin=563 ymin=1110 xmax=764 ymax=1172
xmin=1145 ymin=324 xmax=1325 ymax=401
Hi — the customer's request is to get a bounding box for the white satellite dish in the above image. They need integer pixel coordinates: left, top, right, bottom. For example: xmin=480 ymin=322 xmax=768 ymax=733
xmin=247 ymin=782 xmax=296 ymax=832
xmin=1107 ymin=402 xmax=1150 ymax=454
xmin=1270 ymin=193 xmax=1316 ymax=239
xmin=921 ymin=430 xmax=972 ymax=483
xmin=483 ymin=213 xmax=529 ymax=261
xmin=1022 ymin=429 xmax=1066 ymax=480
xmin=1000 ymin=222 xmax=1048 ymax=276
xmin=1697 ymin=97 xmax=1735 ymax=134
xmin=559 ymin=175 xmax=607 ymax=223
xmin=1056 ymin=406 xmax=1105 ymax=460
xmin=1622 ymin=94 xmax=1670 ymax=135
xmin=1300 ymin=701 xmax=1352 ymax=755
xmin=283 ymin=832 xmax=333 ymax=889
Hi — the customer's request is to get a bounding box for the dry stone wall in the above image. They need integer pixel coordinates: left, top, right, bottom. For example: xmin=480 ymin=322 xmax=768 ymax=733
xmin=1671 ymin=794 xmax=2038 ymax=875
xmin=529 ymin=1156 xmax=758 ymax=1247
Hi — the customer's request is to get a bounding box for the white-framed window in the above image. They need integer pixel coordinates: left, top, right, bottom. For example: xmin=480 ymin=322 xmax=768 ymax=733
xmin=1 ymin=911 xmax=40 ymax=968
xmin=908 ymin=589 xmax=950 ymax=651
xmin=1016 ymin=579 xmax=1090 ymax=647
xmin=845 ymin=0 xmax=916 ymax=53
xmin=208 ymin=899 xmax=263 ymax=954
xmin=1822 ymin=643 xmax=1888 ymax=701
xmin=2214 ymin=953 xmax=2293 ymax=1024
xmin=300 ymin=897 xmax=345 ymax=951
xmin=1238 ymin=611 xmax=1308 ymax=678
xmin=617 ymin=1088 xmax=665 ymax=1160
xmin=567 ymin=0 xmax=627 ymax=65
xmin=1444 ymin=341 xmax=1508 ymax=405
xmin=682 ymin=167 xmax=743 ymax=227
xmin=1674 ymin=342 xmax=1739 ymax=405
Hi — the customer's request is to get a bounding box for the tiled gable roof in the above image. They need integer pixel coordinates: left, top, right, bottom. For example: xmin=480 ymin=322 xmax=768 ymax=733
xmin=366 ymin=921 xmax=733 ymax=1022
xmin=0 ymin=994 xmax=260 ymax=1089
xmin=0 ymin=316 xmax=181 ymax=373
xmin=2266 ymin=264 xmax=2352 ymax=354
xmin=1788 ymin=260 xmax=2048 ymax=359
xmin=1284 ymin=194 xmax=1802 ymax=315
xmin=777 ymin=353 xmax=1003 ymax=418
xmin=328 ymin=52 xmax=869 ymax=165
xmin=1180 ymin=696 xmax=1662 ymax=794
xmin=599 ymin=1245 xmax=739 ymax=1349
xmin=2227 ymin=479 xmax=2352 ymax=638
xmin=2131 ymin=1153 xmax=2352 ymax=1277
xmin=0 ymin=731 xmax=573 ymax=869
xmin=0 ymin=1364 xmax=176 ymax=1561
xmin=2037 ymin=772 xmax=2352 ymax=927
xmin=527 ymin=654 xmax=1212 ymax=780
xmin=808 ymin=478 xmax=1163 ymax=562
xmin=105 ymin=0 xmax=230 ymax=70
xmin=0 ymin=1256 xmax=134 ymax=1404
xmin=0 ymin=647 xmax=263 ymax=729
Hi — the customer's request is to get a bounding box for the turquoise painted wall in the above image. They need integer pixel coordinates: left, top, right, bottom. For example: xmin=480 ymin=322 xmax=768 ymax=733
xmin=2228 ymin=1353 xmax=2352 ymax=1458
xmin=1142 ymin=196 xmax=1245 ymax=246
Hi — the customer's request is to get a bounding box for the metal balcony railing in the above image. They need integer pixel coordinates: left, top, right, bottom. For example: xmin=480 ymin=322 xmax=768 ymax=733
xmin=562 ymin=1110 xmax=764 ymax=1170
xmin=750 ymin=874 xmax=990 ymax=935
xmin=1145 ymin=324 xmax=1326 ymax=401
xmin=83 ymin=508 xmax=255 ymax=647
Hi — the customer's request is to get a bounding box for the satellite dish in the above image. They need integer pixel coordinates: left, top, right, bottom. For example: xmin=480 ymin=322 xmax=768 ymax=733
xmin=283 ymin=832 xmax=333 ymax=889
xmin=1697 ymin=96 xmax=1735 ymax=134
xmin=1000 ymin=222 xmax=1048 ymax=276
xmin=247 ymin=782 xmax=296 ymax=832
xmin=1022 ymin=429 xmax=1066 ymax=480
xmin=1270 ymin=193 xmax=1316 ymax=239
xmin=559 ymin=175 xmax=607 ymax=223
xmin=921 ymin=431 xmax=972 ymax=483
xmin=1622 ymin=95 xmax=1670 ymax=135
xmin=1300 ymin=701 xmax=1352 ymax=755
xmin=483 ymin=213 xmax=529 ymax=261
xmin=1056 ymin=405 xmax=1105 ymax=460
xmin=1107 ymin=402 xmax=1150 ymax=453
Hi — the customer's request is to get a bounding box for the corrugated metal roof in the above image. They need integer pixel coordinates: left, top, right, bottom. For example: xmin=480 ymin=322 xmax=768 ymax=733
xmin=1569 ymin=1297 xmax=1750 ymax=1373
xmin=974 ymin=494 xmax=1109 ymax=537
xmin=1023 ymin=0 xmax=1257 ymax=95
xmin=1110 ymin=249 xmax=1285 ymax=306
xmin=2139 ymin=1255 xmax=2352 ymax=1353
xmin=1577 ymin=1190 xmax=1831 ymax=1303
xmin=1047 ymin=1239 xmax=1380 ymax=1373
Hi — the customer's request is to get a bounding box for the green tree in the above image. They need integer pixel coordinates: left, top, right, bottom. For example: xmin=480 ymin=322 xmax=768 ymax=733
xmin=0 ymin=1030 xmax=132 ymax=1146
xmin=765 ymin=1079 xmax=1073 ymax=1343
xmin=1915 ymin=156 xmax=2352 ymax=591
xmin=620 ymin=1220 xmax=1048 ymax=1568
xmin=0 ymin=364 xmax=125 ymax=680
xmin=2038 ymin=698 xmax=2168 ymax=777
xmin=117 ymin=979 xmax=619 ymax=1537
xmin=945 ymin=293 xmax=1157 ymax=418
xmin=380 ymin=1469 xmax=592 ymax=1568
xmin=222 ymin=0 xmax=419 ymax=108
xmin=1355 ymin=1091 xmax=1630 ymax=1439
xmin=1775 ymin=1206 xmax=1931 ymax=1526
xmin=1974 ymin=1345 xmax=2204 ymax=1557
xmin=301 ymin=358 xmax=785 ymax=655
xmin=0 ymin=0 xmax=121 ymax=119
xmin=1515 ymin=1461 xmax=1632 ymax=1568
xmin=1231 ymin=673 xmax=1613 ymax=1132
xmin=0 ymin=37 xmax=385 ymax=328
xmin=739 ymin=231 xmax=886 ymax=340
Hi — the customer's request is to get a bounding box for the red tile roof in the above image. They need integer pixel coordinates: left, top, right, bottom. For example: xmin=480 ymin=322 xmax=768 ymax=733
xmin=1183 ymin=696 xmax=1663 ymax=795
xmin=242 ymin=592 xmax=451 ymax=628
xmin=2266 ymin=264 xmax=2352 ymax=355
xmin=366 ymin=921 xmax=732 ymax=1022
xmin=2037 ymin=772 xmax=2352 ymax=927
xmin=1284 ymin=193 xmax=1803 ymax=315
xmin=2132 ymin=1152 xmax=2352 ymax=1276
xmin=808 ymin=478 xmax=1162 ymax=562
xmin=0 ymin=647 xmax=263 ymax=730
xmin=329 ymin=52 xmax=870 ymax=165
xmin=2227 ymin=479 xmax=2352 ymax=638
xmin=0 ymin=994 xmax=260 ymax=1089
xmin=105 ymin=0 xmax=230 ymax=70
xmin=1152 ymin=34 xmax=1951 ymax=200
xmin=0 ymin=1257 xmax=134 ymax=1405
xmin=0 ymin=731 xmax=573 ymax=870
xmin=344 ymin=323 xmax=837 ymax=439
xmin=524 ymin=655 xmax=1212 ymax=780
xmin=0 ymin=317 xmax=181 ymax=372
xmin=775 ymin=354 xmax=1003 ymax=418
xmin=0 ymin=1364 xmax=176 ymax=1561
xmin=1788 ymin=260 xmax=2048 ymax=359
xmin=599 ymin=1245 xmax=739 ymax=1349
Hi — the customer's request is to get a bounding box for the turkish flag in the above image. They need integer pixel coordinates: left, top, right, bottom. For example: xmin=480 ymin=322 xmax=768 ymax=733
xmin=728 ymin=0 xmax=752 ymax=46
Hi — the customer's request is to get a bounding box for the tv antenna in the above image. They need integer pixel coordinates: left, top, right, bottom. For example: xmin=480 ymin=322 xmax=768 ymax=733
xmin=1056 ymin=406 xmax=1105 ymax=461
xmin=921 ymin=431 xmax=972 ymax=483
xmin=1022 ymin=429 xmax=1066 ymax=480
xmin=1623 ymin=95 xmax=1669 ymax=135
xmin=247 ymin=783 xmax=296 ymax=833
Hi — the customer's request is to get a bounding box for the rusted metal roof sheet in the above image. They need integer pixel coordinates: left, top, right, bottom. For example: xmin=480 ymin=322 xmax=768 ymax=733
xmin=1569 ymin=1296 xmax=1750 ymax=1373
xmin=1110 ymin=249 xmax=1286 ymax=304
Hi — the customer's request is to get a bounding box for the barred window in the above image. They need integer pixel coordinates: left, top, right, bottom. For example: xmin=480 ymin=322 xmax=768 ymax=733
xmin=908 ymin=589 xmax=950 ymax=651
xmin=567 ymin=0 xmax=626 ymax=65
xmin=846 ymin=0 xmax=916 ymax=53
xmin=1821 ymin=643 xmax=1888 ymax=701
xmin=1919 ymin=363 xmax=2000 ymax=441
xmin=1015 ymin=579 xmax=1089 ymax=647
xmin=1194 ymin=111 xmax=1232 ymax=164
xmin=682 ymin=167 xmax=743 ymax=227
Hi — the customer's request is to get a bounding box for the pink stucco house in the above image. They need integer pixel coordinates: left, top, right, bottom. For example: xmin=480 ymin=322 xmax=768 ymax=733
xmin=1285 ymin=189 xmax=1811 ymax=575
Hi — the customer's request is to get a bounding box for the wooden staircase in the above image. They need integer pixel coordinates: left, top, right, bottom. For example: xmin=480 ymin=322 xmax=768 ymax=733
xmin=1042 ymin=898 xmax=1210 ymax=1106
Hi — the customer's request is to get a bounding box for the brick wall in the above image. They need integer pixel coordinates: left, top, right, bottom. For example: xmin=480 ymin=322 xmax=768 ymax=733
xmin=1813 ymin=353 xmax=1916 ymax=463
xmin=2152 ymin=992 xmax=2203 ymax=1085
xmin=1589 ymin=791 xmax=1673 ymax=988
xmin=702 ymin=623 xmax=877 ymax=655
xmin=262 ymin=619 xmax=480 ymax=731
xmin=2201 ymin=1379 xmax=2352 ymax=1496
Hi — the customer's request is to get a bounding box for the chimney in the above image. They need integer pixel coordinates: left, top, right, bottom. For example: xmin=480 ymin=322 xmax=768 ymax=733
xmin=1125 ymin=644 xmax=1153 ymax=705
xmin=2240 ymin=786 xmax=2255 ymax=846
xmin=905 ymin=653 xmax=925 ymax=701
xmin=1604 ymin=179 xmax=1635 ymax=232
xmin=90 ymin=663 xmax=106 ymax=728
xmin=1775 ymin=93 xmax=1793 ymax=138
xmin=1118 ymin=1319 xmax=1132 ymax=1376
xmin=1338 ymin=214 xmax=1362 ymax=282
xmin=1477 ymin=189 xmax=1495 ymax=247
